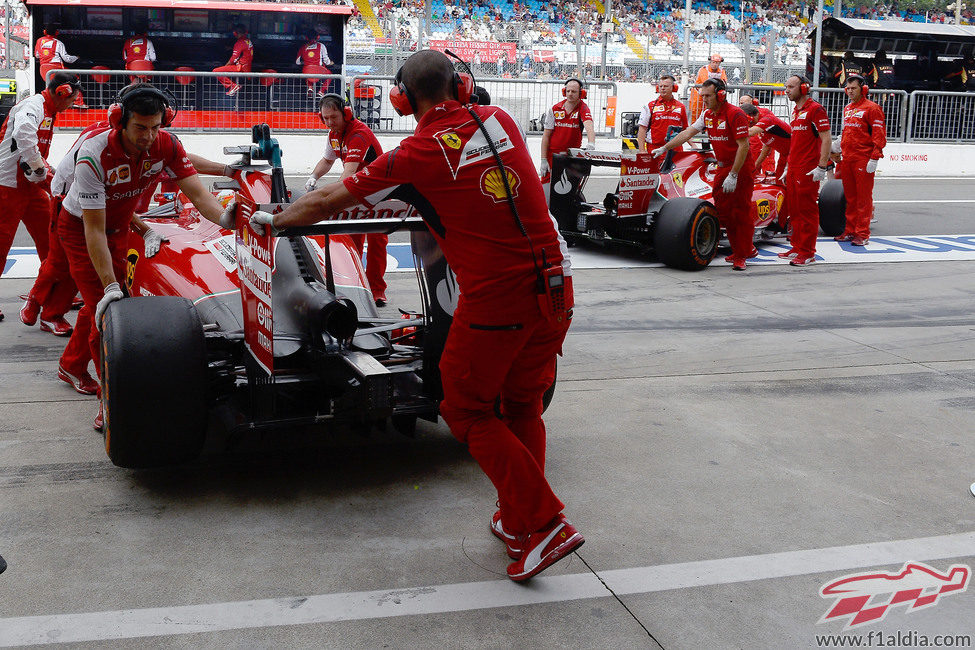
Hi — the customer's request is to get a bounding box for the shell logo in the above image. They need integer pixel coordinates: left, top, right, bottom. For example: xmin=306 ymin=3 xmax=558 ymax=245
xmin=125 ymin=249 xmax=139 ymax=291
xmin=776 ymin=192 xmax=784 ymax=212
xmin=479 ymin=166 xmax=520 ymax=203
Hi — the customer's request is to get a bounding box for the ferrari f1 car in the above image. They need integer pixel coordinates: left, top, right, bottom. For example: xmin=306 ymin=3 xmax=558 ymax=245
xmin=548 ymin=141 xmax=846 ymax=270
xmin=100 ymin=125 xmax=534 ymax=468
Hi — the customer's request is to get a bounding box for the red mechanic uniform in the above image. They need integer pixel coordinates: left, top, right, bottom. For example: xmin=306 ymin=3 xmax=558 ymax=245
xmin=323 ymin=118 xmax=388 ymax=303
xmin=638 ymin=96 xmax=688 ymax=150
xmin=343 ymin=100 xmax=573 ymax=538
xmin=34 ymin=35 xmax=84 ymax=107
xmin=754 ymin=111 xmax=791 ymax=179
xmin=27 ymin=122 xmax=110 ymax=324
xmin=542 ymin=98 xmax=593 ymax=165
xmin=214 ymin=36 xmax=254 ymax=93
xmin=787 ymin=98 xmax=831 ymax=259
xmin=123 ymin=36 xmax=157 ymax=81
xmin=691 ymin=102 xmax=755 ymax=263
xmin=0 ymin=90 xmax=59 ymax=272
xmin=58 ymin=129 xmax=196 ymax=382
xmin=296 ymin=40 xmax=334 ymax=94
xmin=839 ymin=98 xmax=885 ymax=241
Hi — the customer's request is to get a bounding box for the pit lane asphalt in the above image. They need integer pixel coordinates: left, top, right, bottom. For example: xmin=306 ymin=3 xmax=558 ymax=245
xmin=1 ymin=177 xmax=974 ymax=648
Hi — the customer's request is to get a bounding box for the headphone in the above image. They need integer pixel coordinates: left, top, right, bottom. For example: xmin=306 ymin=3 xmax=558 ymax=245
xmin=655 ymin=77 xmax=679 ymax=93
xmin=108 ymin=83 xmax=177 ymax=129
xmin=704 ymin=78 xmax=727 ymax=103
xmin=846 ymin=73 xmax=869 ymax=94
xmin=320 ymin=93 xmax=354 ymax=122
xmin=562 ymin=78 xmax=587 ymax=99
xmin=51 ymin=73 xmax=81 ymax=99
xmin=389 ymin=63 xmax=474 ymax=117
xmin=795 ymin=75 xmax=812 ymax=96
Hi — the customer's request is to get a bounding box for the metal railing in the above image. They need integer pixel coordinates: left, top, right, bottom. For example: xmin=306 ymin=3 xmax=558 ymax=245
xmin=350 ymin=75 xmax=618 ymax=136
xmin=51 ymin=69 xmax=345 ymax=132
xmin=906 ymin=91 xmax=975 ymax=142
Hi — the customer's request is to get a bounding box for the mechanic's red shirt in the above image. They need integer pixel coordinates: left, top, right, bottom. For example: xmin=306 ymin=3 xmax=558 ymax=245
xmin=543 ymin=99 xmax=593 ymax=161
xmin=692 ymin=101 xmax=753 ymax=171
xmin=841 ymin=98 xmax=886 ymax=160
xmin=34 ymin=36 xmax=60 ymax=66
xmin=323 ymin=118 xmax=382 ymax=170
xmin=755 ymin=112 xmax=791 ymax=159
xmin=638 ymin=96 xmax=688 ymax=148
xmin=123 ymin=37 xmax=153 ymax=63
xmin=297 ymin=41 xmax=331 ymax=69
xmin=788 ymin=98 xmax=831 ymax=175
xmin=343 ymin=100 xmax=570 ymax=318
xmin=230 ymin=37 xmax=254 ymax=71
xmin=62 ymin=129 xmax=196 ymax=231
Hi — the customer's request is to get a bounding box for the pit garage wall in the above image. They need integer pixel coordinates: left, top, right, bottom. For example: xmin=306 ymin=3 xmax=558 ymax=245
xmin=47 ymin=136 xmax=970 ymax=179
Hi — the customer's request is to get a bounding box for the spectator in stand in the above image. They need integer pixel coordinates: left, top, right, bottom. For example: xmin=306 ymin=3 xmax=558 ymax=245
xmin=34 ymin=25 xmax=85 ymax=108
xmin=213 ymin=24 xmax=253 ymax=97
xmin=122 ymin=23 xmax=156 ymax=83
xmin=296 ymin=28 xmax=334 ymax=99
xmin=690 ymin=54 xmax=727 ymax=122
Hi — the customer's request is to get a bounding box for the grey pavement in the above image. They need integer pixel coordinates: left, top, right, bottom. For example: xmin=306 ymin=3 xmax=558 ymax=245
xmin=0 ymin=179 xmax=974 ymax=648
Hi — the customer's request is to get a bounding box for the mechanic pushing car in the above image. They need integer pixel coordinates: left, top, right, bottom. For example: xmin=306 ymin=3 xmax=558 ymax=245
xmin=305 ymin=93 xmax=388 ymax=306
xmin=0 ymin=72 xmax=82 ymax=324
xmin=636 ymin=74 xmax=688 ymax=154
xmin=248 ymin=49 xmax=584 ymax=582
xmin=539 ymin=78 xmax=595 ymax=191
xmin=652 ymin=78 xmax=756 ymax=270
xmin=738 ymin=96 xmax=775 ymax=177
xmin=779 ymin=75 xmax=832 ymax=266
xmin=833 ymin=73 xmax=886 ymax=247
xmin=56 ymin=83 xmax=228 ymax=431
xmin=21 ymin=116 xmax=232 ymax=337
xmin=741 ymin=102 xmax=791 ymax=185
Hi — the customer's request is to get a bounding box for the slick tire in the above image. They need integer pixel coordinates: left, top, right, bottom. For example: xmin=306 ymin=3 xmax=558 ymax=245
xmin=653 ymin=198 xmax=720 ymax=271
xmin=818 ymin=179 xmax=847 ymax=237
xmin=101 ymin=297 xmax=208 ymax=468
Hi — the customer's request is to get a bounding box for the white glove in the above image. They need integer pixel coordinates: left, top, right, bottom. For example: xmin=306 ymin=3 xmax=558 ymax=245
xmin=777 ymin=165 xmax=788 ymax=185
xmin=721 ymin=172 xmax=738 ymax=193
xmin=581 ymin=141 xmax=595 ymax=150
xmin=249 ymin=210 xmax=280 ymax=236
xmin=142 ymin=228 xmax=167 ymax=258
xmin=21 ymin=161 xmax=46 ymax=183
xmin=95 ymin=282 xmax=124 ymax=332
xmin=807 ymin=166 xmax=827 ymax=182
xmin=219 ymin=201 xmax=237 ymax=229
xmin=304 ymin=176 xmax=318 ymax=192
xmin=866 ymin=159 xmax=878 ymax=174
xmin=830 ymin=138 xmax=842 ymax=154
xmin=222 ymin=164 xmax=235 ymax=178
xmin=650 ymin=146 xmax=667 ymax=158
xmin=539 ymin=160 xmax=550 ymax=177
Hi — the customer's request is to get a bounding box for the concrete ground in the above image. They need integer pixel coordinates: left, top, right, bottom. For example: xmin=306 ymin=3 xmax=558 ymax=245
xmin=0 ymin=178 xmax=974 ymax=648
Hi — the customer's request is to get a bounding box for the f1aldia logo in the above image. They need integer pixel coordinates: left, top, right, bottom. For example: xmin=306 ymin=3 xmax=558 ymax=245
xmin=818 ymin=561 xmax=970 ymax=629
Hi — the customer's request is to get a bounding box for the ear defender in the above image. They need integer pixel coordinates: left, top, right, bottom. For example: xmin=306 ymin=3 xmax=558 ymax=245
xmin=319 ymin=93 xmax=354 ymax=122
xmin=112 ymin=84 xmax=177 ymax=129
xmin=389 ymin=66 xmax=416 ymax=116
xmin=562 ymin=79 xmax=587 ymax=99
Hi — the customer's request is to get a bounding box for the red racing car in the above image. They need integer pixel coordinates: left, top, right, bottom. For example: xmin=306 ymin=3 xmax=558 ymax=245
xmin=549 ymin=142 xmax=846 ymax=270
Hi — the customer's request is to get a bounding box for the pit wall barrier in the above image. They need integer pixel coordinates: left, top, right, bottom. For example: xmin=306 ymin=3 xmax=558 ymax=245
xmin=46 ymin=133 xmax=975 ymax=178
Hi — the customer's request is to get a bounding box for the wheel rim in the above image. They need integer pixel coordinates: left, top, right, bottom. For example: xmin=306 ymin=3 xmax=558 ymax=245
xmin=695 ymin=212 xmax=718 ymax=258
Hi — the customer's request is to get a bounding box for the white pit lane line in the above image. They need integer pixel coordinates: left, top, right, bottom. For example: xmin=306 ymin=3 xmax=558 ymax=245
xmin=1 ymin=531 xmax=972 ymax=646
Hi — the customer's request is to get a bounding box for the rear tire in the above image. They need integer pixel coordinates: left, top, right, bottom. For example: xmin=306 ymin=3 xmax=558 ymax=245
xmin=653 ymin=198 xmax=720 ymax=270
xmin=818 ymin=179 xmax=847 ymax=237
xmin=101 ymin=297 xmax=208 ymax=468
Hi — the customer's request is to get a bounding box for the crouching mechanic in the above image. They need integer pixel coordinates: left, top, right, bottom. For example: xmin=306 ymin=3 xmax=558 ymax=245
xmin=305 ymin=93 xmax=388 ymax=306
xmin=251 ymin=50 xmax=584 ymax=582
xmin=652 ymin=78 xmax=756 ymax=270
xmin=57 ymin=84 xmax=228 ymax=430
xmin=0 ymin=72 xmax=82 ymax=322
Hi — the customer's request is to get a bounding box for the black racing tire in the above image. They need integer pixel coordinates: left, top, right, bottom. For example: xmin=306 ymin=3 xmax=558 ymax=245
xmin=653 ymin=198 xmax=720 ymax=271
xmin=818 ymin=179 xmax=847 ymax=237
xmin=101 ymin=297 xmax=208 ymax=468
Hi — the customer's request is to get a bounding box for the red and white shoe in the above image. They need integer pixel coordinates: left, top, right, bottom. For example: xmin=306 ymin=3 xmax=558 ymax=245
xmin=833 ymin=233 xmax=853 ymax=242
xmin=731 ymin=259 xmax=746 ymax=271
xmin=724 ymin=247 xmax=758 ymax=263
xmin=777 ymin=249 xmax=797 ymax=259
xmin=491 ymin=510 xmax=523 ymax=560
xmin=93 ymin=402 xmax=104 ymax=432
xmin=851 ymin=237 xmax=869 ymax=246
xmin=40 ymin=317 xmax=73 ymax=337
xmin=71 ymin=293 xmax=83 ymax=310
xmin=507 ymin=514 xmax=584 ymax=582
xmin=58 ymin=365 xmax=99 ymax=396
xmin=227 ymin=84 xmax=241 ymax=97
xmin=790 ymin=256 xmax=816 ymax=266
xmin=20 ymin=297 xmax=40 ymax=326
